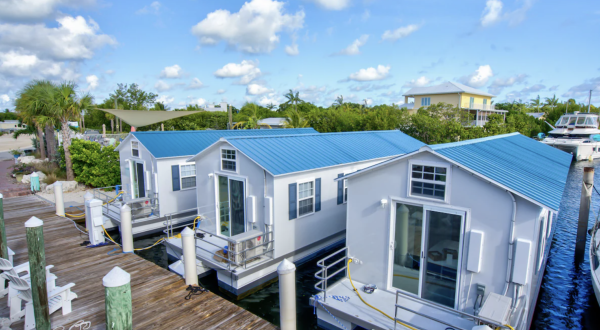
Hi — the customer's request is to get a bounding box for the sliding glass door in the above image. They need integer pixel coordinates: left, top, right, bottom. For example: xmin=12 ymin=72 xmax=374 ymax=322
xmin=217 ymin=175 xmax=246 ymax=237
xmin=391 ymin=202 xmax=464 ymax=308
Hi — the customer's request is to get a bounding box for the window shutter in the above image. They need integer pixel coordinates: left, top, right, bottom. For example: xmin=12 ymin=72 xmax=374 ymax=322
xmin=337 ymin=174 xmax=344 ymax=205
xmin=315 ymin=178 xmax=321 ymax=212
xmin=289 ymin=183 xmax=297 ymax=220
xmin=171 ymin=165 xmax=180 ymax=191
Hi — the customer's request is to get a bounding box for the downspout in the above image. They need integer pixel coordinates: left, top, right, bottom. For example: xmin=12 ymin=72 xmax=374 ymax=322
xmin=503 ymin=191 xmax=517 ymax=296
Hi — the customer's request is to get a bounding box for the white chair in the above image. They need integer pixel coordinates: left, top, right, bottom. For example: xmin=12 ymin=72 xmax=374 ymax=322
xmin=0 ymin=257 xmax=56 ymax=306
xmin=6 ymin=274 xmax=77 ymax=329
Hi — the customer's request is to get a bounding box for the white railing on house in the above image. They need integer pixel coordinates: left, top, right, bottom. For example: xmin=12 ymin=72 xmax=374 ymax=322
xmin=92 ymin=186 xmax=159 ymax=221
xmin=464 ymin=103 xmax=496 ymax=111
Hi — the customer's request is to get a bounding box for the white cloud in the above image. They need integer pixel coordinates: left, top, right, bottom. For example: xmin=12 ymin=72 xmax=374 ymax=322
xmin=0 ymin=51 xmax=77 ymax=79
xmin=563 ymin=77 xmax=600 ymax=100
xmin=136 ymin=1 xmax=161 ymax=15
xmin=154 ymin=80 xmax=171 ymax=92
xmin=188 ymin=97 xmax=206 ymax=106
xmin=156 ymin=94 xmax=174 ymax=105
xmin=403 ymin=76 xmax=430 ymax=88
xmin=348 ymin=65 xmax=391 ymax=82
xmin=0 ymin=94 xmax=9 ymax=103
xmin=505 ymin=84 xmax=546 ymax=101
xmin=335 ymin=34 xmax=368 ymax=56
xmin=364 ymin=98 xmax=373 ymax=105
xmin=105 ymin=69 xmax=115 ymax=75
xmin=191 ymin=0 xmax=305 ymax=54
xmin=307 ymin=0 xmax=350 ymax=10
xmin=85 ymin=74 xmax=98 ymax=90
xmin=246 ymin=83 xmax=273 ymax=95
xmin=285 ymin=35 xmax=299 ymax=56
xmin=187 ymin=78 xmax=204 ymax=89
xmin=258 ymin=94 xmax=281 ymax=106
xmin=0 ymin=16 xmax=116 ymax=61
xmin=213 ymin=60 xmax=261 ymax=84
xmin=459 ymin=65 xmax=493 ymax=88
xmin=160 ymin=64 xmax=182 ymax=78
xmin=481 ymin=0 xmax=503 ymax=27
xmin=362 ymin=10 xmax=370 ymax=21
xmin=488 ymin=74 xmax=527 ymax=94
xmin=381 ymin=24 xmax=419 ymax=42
xmin=0 ymin=0 xmax=95 ymax=22
xmin=216 ymin=89 xmax=226 ymax=94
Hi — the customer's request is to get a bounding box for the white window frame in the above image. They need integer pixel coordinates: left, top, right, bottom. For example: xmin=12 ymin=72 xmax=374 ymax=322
xmin=297 ymin=178 xmax=315 ymax=218
xmin=179 ymin=163 xmax=196 ymax=190
xmin=343 ymin=179 xmax=348 ymax=204
xmin=421 ymin=97 xmax=431 ymax=106
xmin=213 ymin=173 xmax=247 ymax=237
xmin=407 ymin=159 xmax=451 ymax=203
xmin=131 ymin=140 xmax=140 ymax=158
xmin=220 ymin=147 xmax=238 ymax=173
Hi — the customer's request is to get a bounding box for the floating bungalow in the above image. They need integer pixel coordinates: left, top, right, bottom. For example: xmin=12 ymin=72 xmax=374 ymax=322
xmin=311 ymin=133 xmax=571 ymax=330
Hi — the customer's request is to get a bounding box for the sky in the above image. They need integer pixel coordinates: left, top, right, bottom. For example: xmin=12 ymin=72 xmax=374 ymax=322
xmin=0 ymin=0 xmax=599 ymax=110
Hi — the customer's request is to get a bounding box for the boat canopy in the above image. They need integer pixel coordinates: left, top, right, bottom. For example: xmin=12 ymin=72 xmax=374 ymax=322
xmin=555 ymin=113 xmax=598 ymax=128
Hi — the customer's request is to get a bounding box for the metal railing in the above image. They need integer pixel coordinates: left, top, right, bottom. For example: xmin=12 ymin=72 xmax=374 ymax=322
xmin=314 ymin=247 xmax=349 ymax=302
xmin=464 ymin=103 xmax=496 ymax=111
xmin=393 ymin=290 xmax=513 ymax=330
xmin=92 ymin=186 xmax=160 ymax=221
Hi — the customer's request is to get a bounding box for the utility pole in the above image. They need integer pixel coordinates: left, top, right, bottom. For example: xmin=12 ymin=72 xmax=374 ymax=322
xmin=588 ymin=90 xmax=593 ymax=113
xmin=228 ymin=104 xmax=233 ymax=130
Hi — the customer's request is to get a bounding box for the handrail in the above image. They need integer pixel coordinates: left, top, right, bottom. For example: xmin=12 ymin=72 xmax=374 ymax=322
xmin=393 ymin=290 xmax=512 ymax=330
xmin=314 ymin=247 xmax=348 ymax=302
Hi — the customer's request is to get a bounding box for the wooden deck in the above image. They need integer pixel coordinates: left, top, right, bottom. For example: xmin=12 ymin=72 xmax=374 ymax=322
xmin=0 ymin=195 xmax=277 ymax=330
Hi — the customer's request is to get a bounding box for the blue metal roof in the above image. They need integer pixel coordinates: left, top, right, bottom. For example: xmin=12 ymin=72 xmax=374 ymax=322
xmin=225 ymin=130 xmax=426 ymax=176
xmin=131 ymin=128 xmax=318 ymax=158
xmin=431 ymin=132 xmax=572 ymax=211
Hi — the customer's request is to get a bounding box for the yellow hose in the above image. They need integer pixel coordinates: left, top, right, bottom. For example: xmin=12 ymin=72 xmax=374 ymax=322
xmin=65 ymin=191 xmax=124 ymax=218
xmin=101 ymin=225 xmax=180 ymax=251
xmin=192 ymin=216 xmax=201 ymax=229
xmin=347 ymin=259 xmax=418 ymax=330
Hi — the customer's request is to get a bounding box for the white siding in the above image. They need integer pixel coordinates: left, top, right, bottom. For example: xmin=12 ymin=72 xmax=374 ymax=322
xmin=345 ymin=151 xmax=543 ymax=313
xmin=156 ymin=156 xmax=198 ymax=216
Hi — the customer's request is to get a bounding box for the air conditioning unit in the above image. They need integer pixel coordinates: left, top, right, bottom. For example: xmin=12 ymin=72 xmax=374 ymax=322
xmin=227 ymin=229 xmax=264 ymax=265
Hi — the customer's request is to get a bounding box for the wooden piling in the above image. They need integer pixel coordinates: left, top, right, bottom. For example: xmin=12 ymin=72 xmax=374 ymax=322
xmin=0 ymin=194 xmax=7 ymax=261
xmin=103 ymin=267 xmax=132 ymax=330
xmin=576 ymin=167 xmax=594 ymax=262
xmin=25 ymin=217 xmax=50 ymax=330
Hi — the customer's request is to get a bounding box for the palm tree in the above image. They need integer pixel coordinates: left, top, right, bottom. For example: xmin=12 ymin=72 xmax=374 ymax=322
xmin=544 ymin=94 xmax=559 ymax=110
xmin=265 ymin=103 xmax=276 ymax=111
xmin=334 ymin=95 xmax=344 ymax=107
xmin=14 ymin=80 xmax=55 ymax=159
xmin=530 ymin=95 xmax=541 ymax=111
xmin=105 ymin=112 xmax=115 ymax=133
xmin=43 ymin=81 xmax=93 ymax=180
xmin=284 ymin=108 xmax=309 ymax=128
xmin=233 ymin=103 xmax=271 ymax=129
xmin=283 ymin=89 xmax=302 ymax=113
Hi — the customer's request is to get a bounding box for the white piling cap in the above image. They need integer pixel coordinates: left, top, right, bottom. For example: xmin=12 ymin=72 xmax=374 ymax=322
xmin=120 ymin=204 xmax=131 ymax=211
xmin=103 ymin=266 xmax=131 ymax=288
xmin=181 ymin=227 xmax=194 ymax=237
xmin=25 ymin=216 xmax=43 ymax=228
xmin=277 ymin=258 xmax=296 ymax=275
xmin=83 ymin=192 xmax=94 ymax=200
xmin=31 ymin=172 xmax=38 ymax=177
xmin=0 ymin=193 xmax=3 ymax=199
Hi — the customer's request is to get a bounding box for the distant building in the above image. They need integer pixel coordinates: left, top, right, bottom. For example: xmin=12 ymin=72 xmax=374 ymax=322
xmin=0 ymin=120 xmax=26 ymax=132
xmin=204 ymin=102 xmax=229 ymax=112
xmin=527 ymin=112 xmax=546 ymax=120
xmin=403 ymin=81 xmax=507 ymax=126
xmin=257 ymin=117 xmax=287 ymax=129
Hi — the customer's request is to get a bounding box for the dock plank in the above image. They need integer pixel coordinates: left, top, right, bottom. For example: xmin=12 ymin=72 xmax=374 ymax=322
xmin=0 ymin=195 xmax=277 ymax=330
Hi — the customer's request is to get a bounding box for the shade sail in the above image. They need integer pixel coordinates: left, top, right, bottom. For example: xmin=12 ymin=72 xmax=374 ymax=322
xmin=97 ymin=108 xmax=204 ymax=128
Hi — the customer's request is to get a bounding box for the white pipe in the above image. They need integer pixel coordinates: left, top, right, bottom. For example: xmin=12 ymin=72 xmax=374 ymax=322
xmin=120 ymin=204 xmax=133 ymax=253
xmin=181 ymin=227 xmax=198 ymax=286
xmin=54 ymin=181 xmax=65 ymax=216
xmin=277 ymin=259 xmax=297 ymax=330
xmin=503 ymin=191 xmax=517 ymax=296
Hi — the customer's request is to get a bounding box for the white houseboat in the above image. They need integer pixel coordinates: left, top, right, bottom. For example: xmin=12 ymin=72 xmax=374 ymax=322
xmin=311 ymin=132 xmax=571 ymax=330
xmin=96 ymin=128 xmax=317 ymax=236
xmin=541 ymin=112 xmax=600 ymax=161
xmin=164 ymin=130 xmax=426 ymax=298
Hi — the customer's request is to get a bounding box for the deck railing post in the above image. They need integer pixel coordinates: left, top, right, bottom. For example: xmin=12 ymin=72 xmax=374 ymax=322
xmin=54 ymin=181 xmax=65 ymax=216
xmin=120 ymin=204 xmax=133 ymax=253
xmin=576 ymin=167 xmax=594 ymax=262
xmin=83 ymin=191 xmax=93 ymax=204
xmin=103 ymin=266 xmax=132 ymax=330
xmin=25 ymin=216 xmax=50 ymax=330
xmin=181 ymin=227 xmax=198 ymax=286
xmin=277 ymin=259 xmax=297 ymax=330
xmin=0 ymin=193 xmax=7 ymax=261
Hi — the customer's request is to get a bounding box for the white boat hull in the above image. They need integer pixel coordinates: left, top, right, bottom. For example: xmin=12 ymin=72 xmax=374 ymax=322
xmin=542 ymin=139 xmax=600 ymax=161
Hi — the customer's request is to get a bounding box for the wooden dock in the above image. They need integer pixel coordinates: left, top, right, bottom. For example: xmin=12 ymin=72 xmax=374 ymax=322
xmin=0 ymin=195 xmax=277 ymax=330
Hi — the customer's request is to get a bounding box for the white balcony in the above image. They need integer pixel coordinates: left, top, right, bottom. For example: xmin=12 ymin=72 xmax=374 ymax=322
xmin=463 ymin=103 xmax=496 ymax=111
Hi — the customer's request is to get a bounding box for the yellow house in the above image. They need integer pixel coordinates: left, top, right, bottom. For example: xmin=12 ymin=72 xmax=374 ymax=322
xmin=401 ymin=81 xmax=507 ymax=126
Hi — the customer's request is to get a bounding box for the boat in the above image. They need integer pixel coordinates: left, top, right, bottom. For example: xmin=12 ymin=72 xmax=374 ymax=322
xmin=591 ymin=219 xmax=600 ymax=307
xmin=541 ymin=112 xmax=600 ymax=161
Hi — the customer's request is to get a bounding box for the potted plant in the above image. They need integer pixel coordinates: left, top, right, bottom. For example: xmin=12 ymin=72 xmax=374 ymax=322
xmin=9 ymin=149 xmax=22 ymax=164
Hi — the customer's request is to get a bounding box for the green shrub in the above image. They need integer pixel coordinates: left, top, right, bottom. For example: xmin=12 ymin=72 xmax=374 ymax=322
xmin=68 ymin=139 xmax=121 ymax=188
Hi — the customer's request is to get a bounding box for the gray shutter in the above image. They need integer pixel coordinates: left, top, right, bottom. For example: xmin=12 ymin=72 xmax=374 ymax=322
xmin=315 ymin=178 xmax=321 ymax=212
xmin=171 ymin=165 xmax=180 ymax=191
xmin=337 ymin=173 xmax=344 ymax=205
xmin=289 ymin=183 xmax=297 ymax=220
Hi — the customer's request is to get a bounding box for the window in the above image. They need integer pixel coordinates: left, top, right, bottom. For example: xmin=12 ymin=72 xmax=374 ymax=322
xmin=221 ymin=149 xmax=237 ymax=172
xmin=298 ymin=181 xmax=314 ymax=216
xmin=483 ymin=99 xmax=487 ymax=105
xmin=131 ymin=141 xmax=139 ymax=157
xmin=469 ymin=97 xmax=475 ymax=107
xmin=343 ymin=179 xmax=348 ymax=203
xmin=568 ymin=117 xmax=577 ymax=125
xmin=410 ymin=163 xmax=448 ymax=200
xmin=421 ymin=97 xmax=431 ymax=106
xmin=180 ymin=164 xmax=196 ymax=189
xmin=576 ymin=117 xmax=585 ymax=125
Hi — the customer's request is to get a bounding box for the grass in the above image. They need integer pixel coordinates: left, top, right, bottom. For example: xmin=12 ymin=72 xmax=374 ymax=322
xmin=32 ymin=161 xmax=67 ymax=185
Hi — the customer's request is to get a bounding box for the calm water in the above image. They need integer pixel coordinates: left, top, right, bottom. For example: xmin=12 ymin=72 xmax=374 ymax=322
xmin=130 ymin=160 xmax=600 ymax=329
